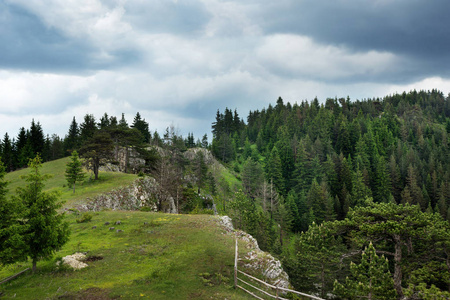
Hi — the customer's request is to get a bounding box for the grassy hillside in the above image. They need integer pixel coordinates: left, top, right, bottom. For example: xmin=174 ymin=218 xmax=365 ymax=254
xmin=0 ymin=211 xmax=251 ymax=299
xmin=1 ymin=157 xmax=253 ymax=299
xmin=4 ymin=157 xmax=137 ymax=208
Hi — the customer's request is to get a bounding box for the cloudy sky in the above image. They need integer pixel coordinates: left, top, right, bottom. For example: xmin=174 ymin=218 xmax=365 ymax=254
xmin=1 ymin=0 xmax=450 ymax=141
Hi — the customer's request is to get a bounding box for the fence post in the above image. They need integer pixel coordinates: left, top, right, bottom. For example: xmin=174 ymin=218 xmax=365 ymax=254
xmin=276 ymin=286 xmax=279 ymax=299
xmin=234 ymin=237 xmax=238 ymax=288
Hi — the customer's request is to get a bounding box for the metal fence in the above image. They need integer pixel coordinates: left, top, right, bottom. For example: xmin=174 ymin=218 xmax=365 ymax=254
xmin=234 ymin=238 xmax=324 ymax=300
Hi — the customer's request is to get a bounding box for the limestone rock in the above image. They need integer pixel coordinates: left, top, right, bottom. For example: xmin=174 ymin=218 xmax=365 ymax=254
xmin=59 ymin=253 xmax=88 ymax=270
xmin=216 ymin=215 xmax=290 ymax=292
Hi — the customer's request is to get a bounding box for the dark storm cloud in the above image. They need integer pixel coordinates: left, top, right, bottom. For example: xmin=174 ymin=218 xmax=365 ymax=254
xmin=0 ymin=2 xmax=140 ymax=73
xmin=254 ymin=0 xmax=450 ymax=80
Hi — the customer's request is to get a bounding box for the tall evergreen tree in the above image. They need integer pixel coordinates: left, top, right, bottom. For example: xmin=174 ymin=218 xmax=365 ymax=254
xmin=98 ymin=113 xmax=110 ymax=130
xmin=65 ymin=150 xmax=86 ymax=194
xmin=29 ymin=119 xmax=45 ymax=156
xmin=1 ymin=133 xmax=14 ymax=172
xmin=265 ymin=146 xmax=285 ymax=195
xmin=118 ymin=113 xmax=129 ymax=130
xmin=79 ymin=131 xmax=114 ymax=180
xmin=334 ymin=243 xmax=396 ymax=300
xmin=79 ymin=114 xmax=97 ymax=143
xmin=64 ymin=117 xmax=80 ymax=155
xmin=0 ymin=160 xmax=27 ymax=265
xmin=373 ymin=155 xmax=392 ymax=202
xmin=131 ymin=112 xmax=150 ymax=143
xmin=13 ymin=155 xmax=70 ymax=272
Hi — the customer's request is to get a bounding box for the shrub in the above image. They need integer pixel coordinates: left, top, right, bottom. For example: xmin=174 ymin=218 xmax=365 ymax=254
xmin=76 ymin=212 xmax=93 ymax=223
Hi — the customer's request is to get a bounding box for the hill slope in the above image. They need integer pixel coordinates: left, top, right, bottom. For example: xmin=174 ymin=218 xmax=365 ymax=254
xmin=4 ymin=157 xmax=138 ymax=208
xmin=0 ymin=211 xmax=251 ymax=299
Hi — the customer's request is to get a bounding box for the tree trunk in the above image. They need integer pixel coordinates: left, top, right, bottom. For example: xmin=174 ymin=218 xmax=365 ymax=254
xmin=32 ymin=259 xmax=37 ymax=273
xmin=73 ymin=183 xmax=76 ymax=194
xmin=393 ymin=234 xmax=403 ymax=299
xmin=94 ymin=158 xmax=99 ymax=180
xmin=321 ymin=262 xmax=325 ymax=298
xmin=125 ymin=146 xmax=129 ymax=173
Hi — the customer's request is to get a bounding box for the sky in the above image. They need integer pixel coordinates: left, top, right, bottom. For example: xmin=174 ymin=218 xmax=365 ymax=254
xmin=1 ymin=0 xmax=450 ymax=141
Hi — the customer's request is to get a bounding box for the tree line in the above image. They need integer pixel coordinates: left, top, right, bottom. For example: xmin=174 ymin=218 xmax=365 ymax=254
xmin=0 ymin=112 xmax=208 ymax=175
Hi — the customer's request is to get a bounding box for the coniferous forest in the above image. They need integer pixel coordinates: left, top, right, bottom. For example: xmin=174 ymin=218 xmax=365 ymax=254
xmin=211 ymin=90 xmax=450 ymax=299
xmin=1 ymin=89 xmax=450 ymax=299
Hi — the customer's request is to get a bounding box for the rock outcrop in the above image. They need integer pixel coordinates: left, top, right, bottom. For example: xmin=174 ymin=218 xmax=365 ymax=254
xmin=58 ymin=253 xmax=88 ymax=270
xmin=76 ymin=177 xmax=176 ymax=213
xmin=217 ymin=216 xmax=290 ymax=291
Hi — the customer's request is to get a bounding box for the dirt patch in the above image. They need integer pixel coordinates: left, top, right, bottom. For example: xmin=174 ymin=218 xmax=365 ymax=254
xmin=85 ymin=255 xmax=104 ymax=262
xmin=57 ymin=287 xmax=116 ymax=299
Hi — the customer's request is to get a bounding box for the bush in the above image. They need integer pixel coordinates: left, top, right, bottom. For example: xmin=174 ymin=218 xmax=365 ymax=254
xmin=76 ymin=212 xmax=93 ymax=223
xmin=190 ymin=205 xmax=214 ymax=215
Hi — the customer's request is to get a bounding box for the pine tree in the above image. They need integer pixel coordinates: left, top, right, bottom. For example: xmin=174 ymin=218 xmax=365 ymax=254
xmin=265 ymin=146 xmax=285 ymax=195
xmin=98 ymin=113 xmax=110 ymax=130
xmin=373 ymin=155 xmax=392 ymax=202
xmin=193 ymin=150 xmax=208 ymax=190
xmin=201 ymin=134 xmax=208 ymax=148
xmin=29 ymin=119 xmax=45 ymax=156
xmin=79 ymin=131 xmax=114 ymax=180
xmin=65 ymin=151 xmax=86 ymax=194
xmin=1 ymin=133 xmax=14 ymax=172
xmin=0 ymin=160 xmax=27 ymax=264
xmin=13 ymin=155 xmax=70 ymax=272
xmin=293 ymin=223 xmax=346 ymax=297
xmin=80 ymin=114 xmax=97 ymax=143
xmin=131 ymin=112 xmax=150 ymax=143
xmin=241 ymin=157 xmax=264 ymax=198
xmin=118 ymin=113 xmax=129 ymax=130
xmin=64 ymin=116 xmax=80 ymax=155
xmin=334 ymin=242 xmax=396 ymax=300
xmin=292 ymin=141 xmax=308 ymax=193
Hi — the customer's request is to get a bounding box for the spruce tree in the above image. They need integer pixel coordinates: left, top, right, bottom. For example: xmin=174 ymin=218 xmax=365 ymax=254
xmin=131 ymin=112 xmax=150 ymax=143
xmin=1 ymin=133 xmax=14 ymax=171
xmin=265 ymin=146 xmax=284 ymax=195
xmin=29 ymin=119 xmax=45 ymax=156
xmin=0 ymin=160 xmax=27 ymax=265
xmin=13 ymin=155 xmax=70 ymax=272
xmin=80 ymin=114 xmax=97 ymax=143
xmin=65 ymin=150 xmax=85 ymax=194
xmin=334 ymin=243 xmax=396 ymax=300
xmin=64 ymin=116 xmax=80 ymax=154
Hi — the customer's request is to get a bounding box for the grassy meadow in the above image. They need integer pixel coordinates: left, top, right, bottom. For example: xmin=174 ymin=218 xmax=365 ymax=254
xmin=0 ymin=211 xmax=251 ymax=299
xmin=3 ymin=157 xmax=138 ymax=208
xmin=0 ymin=157 xmax=253 ymax=299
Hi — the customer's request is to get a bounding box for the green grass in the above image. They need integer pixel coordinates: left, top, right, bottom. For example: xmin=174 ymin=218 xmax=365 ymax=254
xmin=4 ymin=157 xmax=137 ymax=207
xmin=0 ymin=211 xmax=251 ymax=299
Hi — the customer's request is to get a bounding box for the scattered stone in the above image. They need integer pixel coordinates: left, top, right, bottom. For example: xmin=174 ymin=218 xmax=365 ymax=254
xmin=115 ymin=221 xmax=121 ymax=225
xmin=116 ymin=229 xmax=123 ymax=233
xmin=109 ymin=227 xmax=115 ymax=230
xmin=92 ymin=226 xmax=97 ymax=229
xmin=104 ymin=222 xmax=110 ymax=225
xmin=144 ymin=222 xmax=149 ymax=225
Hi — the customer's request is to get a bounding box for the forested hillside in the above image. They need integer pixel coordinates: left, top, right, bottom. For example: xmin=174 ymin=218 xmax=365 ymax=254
xmin=1 ymin=89 xmax=450 ymax=299
xmin=211 ymin=89 xmax=450 ymax=299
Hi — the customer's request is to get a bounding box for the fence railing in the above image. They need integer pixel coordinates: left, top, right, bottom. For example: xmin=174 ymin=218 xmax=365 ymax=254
xmin=234 ymin=238 xmax=324 ymax=300
xmin=0 ymin=268 xmax=30 ymax=285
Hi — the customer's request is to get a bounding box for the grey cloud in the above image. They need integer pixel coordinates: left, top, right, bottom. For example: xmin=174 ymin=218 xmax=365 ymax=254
xmin=253 ymin=0 xmax=450 ymax=80
xmin=123 ymin=0 xmax=211 ymax=36
xmin=0 ymin=2 xmax=140 ymax=73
